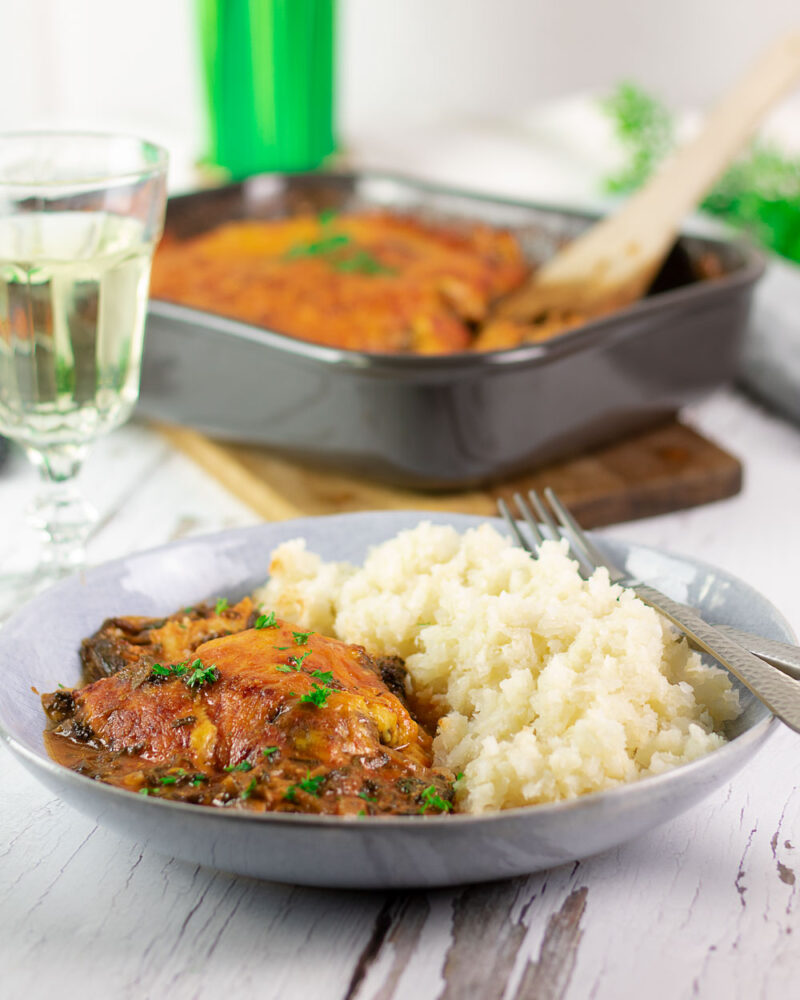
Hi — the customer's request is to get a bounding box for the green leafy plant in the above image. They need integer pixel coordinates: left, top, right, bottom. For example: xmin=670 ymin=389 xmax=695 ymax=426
xmin=601 ymin=82 xmax=800 ymax=263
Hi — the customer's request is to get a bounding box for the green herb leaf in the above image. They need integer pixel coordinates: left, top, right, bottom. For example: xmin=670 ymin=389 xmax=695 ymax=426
xmin=240 ymin=777 xmax=257 ymax=800
xmin=158 ymin=775 xmax=178 ymax=785
xmin=285 ymin=233 xmax=351 ymax=259
xmin=600 ymin=81 xmax=674 ymax=195
xmin=184 ymin=660 xmax=220 ymax=689
xmin=600 ymin=81 xmax=800 ymax=264
xmin=214 ymin=597 xmax=229 ymax=614
xmin=358 ymin=791 xmax=378 ymax=803
xmin=299 ymin=682 xmax=332 ymax=708
xmin=299 ymin=771 xmax=325 ymax=796
xmin=255 ymin=611 xmax=278 ymax=629
xmin=190 ymin=774 xmax=208 ymax=786
xmin=292 ymin=630 xmax=313 ymax=645
xmin=288 ymin=650 xmax=312 ymax=670
xmin=150 ymin=661 xmax=188 ymax=681
xmin=332 ymin=250 xmax=394 ymax=275
xmin=262 ymin=746 xmax=279 ymax=758
xmin=285 ymin=769 xmax=326 ymax=801
xmin=224 ymin=760 xmax=253 ymax=773
xmin=275 ymin=664 xmax=296 ymax=673
xmin=139 ymin=788 xmax=153 ymax=796
xmin=419 ymin=785 xmax=453 ymax=814
xmin=310 ymin=669 xmax=333 ymax=683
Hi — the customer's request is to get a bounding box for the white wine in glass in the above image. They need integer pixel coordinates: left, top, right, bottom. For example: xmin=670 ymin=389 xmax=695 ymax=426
xmin=0 ymin=133 xmax=168 ymax=615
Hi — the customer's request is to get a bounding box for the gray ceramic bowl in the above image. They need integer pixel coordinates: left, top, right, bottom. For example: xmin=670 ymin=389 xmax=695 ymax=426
xmin=0 ymin=512 xmax=787 ymax=889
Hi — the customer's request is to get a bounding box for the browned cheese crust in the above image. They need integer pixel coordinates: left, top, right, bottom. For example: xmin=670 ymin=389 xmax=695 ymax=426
xmin=150 ymin=211 xmax=528 ymax=354
xmin=43 ymin=605 xmax=454 ymax=816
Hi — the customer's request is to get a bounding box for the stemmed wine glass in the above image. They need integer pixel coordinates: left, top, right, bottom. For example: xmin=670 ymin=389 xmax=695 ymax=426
xmin=0 ymin=132 xmax=168 ymax=616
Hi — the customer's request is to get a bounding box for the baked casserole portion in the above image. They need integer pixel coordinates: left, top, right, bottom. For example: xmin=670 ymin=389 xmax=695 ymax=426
xmin=149 ymin=211 xmax=528 ymax=354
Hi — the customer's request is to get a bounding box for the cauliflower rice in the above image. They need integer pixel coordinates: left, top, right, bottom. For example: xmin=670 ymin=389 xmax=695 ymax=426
xmin=254 ymin=522 xmax=740 ymax=814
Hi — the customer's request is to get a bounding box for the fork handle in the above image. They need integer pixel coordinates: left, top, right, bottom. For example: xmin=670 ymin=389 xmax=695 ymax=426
xmin=633 ymin=583 xmax=800 ymax=733
xmin=711 ymin=625 xmax=800 ymax=681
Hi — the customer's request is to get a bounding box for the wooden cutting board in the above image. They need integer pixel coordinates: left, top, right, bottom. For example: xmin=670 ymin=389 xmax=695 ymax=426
xmin=159 ymin=420 xmax=742 ymax=528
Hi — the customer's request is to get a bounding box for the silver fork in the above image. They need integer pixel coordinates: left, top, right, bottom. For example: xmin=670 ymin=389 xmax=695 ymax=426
xmin=499 ymin=488 xmax=800 ymax=734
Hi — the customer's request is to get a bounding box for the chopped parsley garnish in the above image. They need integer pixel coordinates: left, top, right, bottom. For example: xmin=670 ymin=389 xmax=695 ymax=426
xmin=190 ymin=774 xmax=208 ymax=786
xmin=284 ymin=228 xmax=395 ymax=276
xmin=299 ymin=772 xmax=325 ymax=795
xmin=357 ymin=809 xmax=366 ymax=817
xmin=139 ymin=788 xmax=154 ymax=796
xmin=310 ymin=669 xmax=333 ymax=683
xmin=224 ymin=760 xmax=253 ymax=773
xmin=150 ymin=661 xmax=188 ymax=680
xmin=240 ymin=777 xmax=257 ymax=800
xmin=292 ymin=630 xmax=313 ymax=645
xmin=157 ymin=768 xmax=187 ymax=786
xmin=299 ymin=682 xmax=332 ymax=708
xmin=455 ymin=772 xmax=464 ymax=782
xmin=184 ymin=660 xmax=219 ymax=689
xmin=285 ymin=233 xmax=350 ymax=259
xmin=214 ymin=597 xmax=229 ymax=614
xmin=285 ymin=769 xmax=326 ymax=801
xmin=273 ymin=646 xmax=290 ymax=651
xmin=358 ymin=791 xmax=378 ymax=803
xmin=419 ymin=785 xmax=453 ymax=814
xmin=254 ymin=611 xmax=278 ymax=629
xmin=276 ymin=652 xmax=312 ymax=673
xmin=262 ymin=746 xmax=279 ymax=758
xmin=332 ymin=249 xmax=395 ymax=275
xmin=183 ymin=606 xmax=194 ymax=614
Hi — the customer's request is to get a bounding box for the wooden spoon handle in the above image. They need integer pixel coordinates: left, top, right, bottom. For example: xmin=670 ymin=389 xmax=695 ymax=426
xmin=497 ymin=33 xmax=800 ymax=320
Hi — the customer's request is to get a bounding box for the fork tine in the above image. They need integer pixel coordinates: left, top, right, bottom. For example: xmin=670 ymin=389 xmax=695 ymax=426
xmin=543 ymin=487 xmax=622 ymax=579
xmin=512 ymin=493 xmax=545 ymax=549
xmin=498 ymin=498 xmax=533 ymax=554
xmin=527 ymin=489 xmax=559 ymax=540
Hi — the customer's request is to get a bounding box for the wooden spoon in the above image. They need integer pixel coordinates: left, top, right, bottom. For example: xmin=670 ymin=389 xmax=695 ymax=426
xmin=494 ymin=33 xmax=800 ymax=323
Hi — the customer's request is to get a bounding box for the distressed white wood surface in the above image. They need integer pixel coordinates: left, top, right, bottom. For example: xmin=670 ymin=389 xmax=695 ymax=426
xmin=1 ymin=388 xmax=799 ymax=1000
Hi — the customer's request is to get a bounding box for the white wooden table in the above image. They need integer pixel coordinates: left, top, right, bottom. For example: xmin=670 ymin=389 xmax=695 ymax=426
xmin=2 ymin=386 xmax=799 ymax=1000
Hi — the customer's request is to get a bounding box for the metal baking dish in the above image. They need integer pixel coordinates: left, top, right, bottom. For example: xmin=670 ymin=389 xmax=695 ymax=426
xmin=138 ymin=171 xmax=765 ymax=490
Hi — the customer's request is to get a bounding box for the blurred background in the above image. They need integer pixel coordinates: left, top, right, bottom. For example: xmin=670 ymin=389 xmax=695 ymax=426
xmin=5 ymin=0 xmax=799 ymax=187
xmin=2 ymin=0 xmax=798 ymax=427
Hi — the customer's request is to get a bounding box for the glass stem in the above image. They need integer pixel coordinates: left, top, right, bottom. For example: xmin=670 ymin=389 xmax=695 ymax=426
xmin=25 ymin=443 xmax=98 ymax=577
